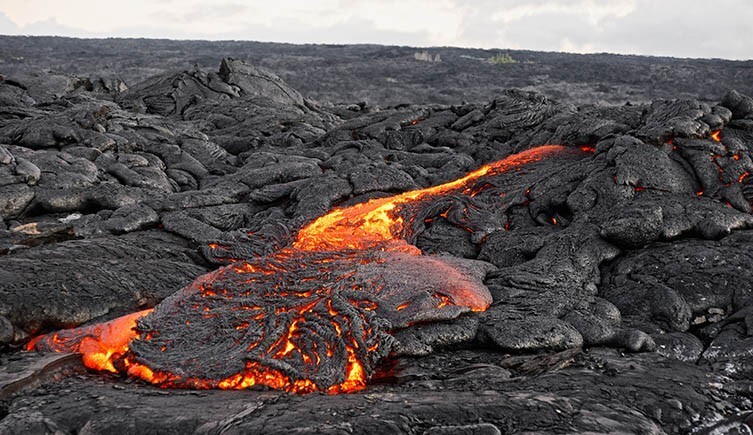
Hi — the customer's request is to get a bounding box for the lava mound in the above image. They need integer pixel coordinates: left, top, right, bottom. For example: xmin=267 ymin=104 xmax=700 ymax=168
xmin=30 ymin=145 xmax=590 ymax=392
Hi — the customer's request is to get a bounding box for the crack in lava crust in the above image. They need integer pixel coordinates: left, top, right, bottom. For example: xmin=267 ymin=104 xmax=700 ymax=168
xmin=27 ymin=145 xmax=587 ymax=393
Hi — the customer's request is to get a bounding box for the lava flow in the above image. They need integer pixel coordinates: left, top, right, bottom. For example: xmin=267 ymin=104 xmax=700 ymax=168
xmin=28 ymin=144 xmax=588 ymax=393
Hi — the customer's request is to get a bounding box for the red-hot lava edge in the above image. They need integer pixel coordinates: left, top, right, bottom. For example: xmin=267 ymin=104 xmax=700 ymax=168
xmin=27 ymin=144 xmax=594 ymax=393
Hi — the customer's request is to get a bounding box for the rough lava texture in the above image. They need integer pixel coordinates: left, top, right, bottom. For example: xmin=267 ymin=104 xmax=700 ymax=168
xmin=1 ymin=51 xmax=753 ymax=433
xmin=3 ymin=36 xmax=753 ymax=107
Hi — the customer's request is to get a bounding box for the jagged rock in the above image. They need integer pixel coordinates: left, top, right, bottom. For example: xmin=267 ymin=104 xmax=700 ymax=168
xmin=119 ymin=68 xmax=230 ymax=117
xmin=219 ymin=58 xmax=305 ymax=107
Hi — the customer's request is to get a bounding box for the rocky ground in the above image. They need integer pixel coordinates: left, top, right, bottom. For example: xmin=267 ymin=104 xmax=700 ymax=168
xmin=2 ymin=36 xmax=753 ymax=107
xmin=1 ymin=38 xmax=753 ymax=434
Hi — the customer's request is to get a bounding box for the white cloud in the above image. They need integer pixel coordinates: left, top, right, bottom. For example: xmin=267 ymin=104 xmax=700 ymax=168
xmin=491 ymin=0 xmax=635 ymax=27
xmin=0 ymin=0 xmax=750 ymax=59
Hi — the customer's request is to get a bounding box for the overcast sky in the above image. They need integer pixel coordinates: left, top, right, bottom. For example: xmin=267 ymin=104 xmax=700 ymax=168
xmin=0 ymin=0 xmax=751 ymax=60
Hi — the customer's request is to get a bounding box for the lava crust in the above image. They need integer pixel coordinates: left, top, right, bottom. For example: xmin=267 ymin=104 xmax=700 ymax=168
xmin=29 ymin=146 xmax=592 ymax=393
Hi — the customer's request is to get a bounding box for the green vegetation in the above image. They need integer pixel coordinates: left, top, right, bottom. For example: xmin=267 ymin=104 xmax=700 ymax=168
xmin=487 ymin=53 xmax=517 ymax=64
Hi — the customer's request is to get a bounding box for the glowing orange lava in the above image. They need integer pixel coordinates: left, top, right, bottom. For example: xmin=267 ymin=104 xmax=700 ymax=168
xmin=26 ymin=309 xmax=153 ymax=372
xmin=710 ymin=130 xmax=722 ymax=142
xmin=27 ymin=144 xmax=584 ymax=393
xmin=294 ymin=145 xmax=567 ymax=253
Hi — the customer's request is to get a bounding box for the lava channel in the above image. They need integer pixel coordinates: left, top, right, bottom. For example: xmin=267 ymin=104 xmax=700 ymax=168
xmin=28 ymin=145 xmax=589 ymax=393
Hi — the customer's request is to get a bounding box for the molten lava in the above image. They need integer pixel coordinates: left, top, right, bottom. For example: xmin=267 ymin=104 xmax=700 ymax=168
xmin=26 ymin=310 xmax=153 ymax=373
xmin=28 ymin=144 xmax=587 ymax=393
xmin=294 ymin=145 xmax=567 ymax=253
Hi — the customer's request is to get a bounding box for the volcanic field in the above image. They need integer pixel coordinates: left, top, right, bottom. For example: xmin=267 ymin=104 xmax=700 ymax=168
xmin=1 ymin=39 xmax=753 ymax=434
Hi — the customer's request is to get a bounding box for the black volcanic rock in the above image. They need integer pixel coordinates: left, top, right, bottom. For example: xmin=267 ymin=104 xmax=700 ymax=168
xmin=0 ymin=231 xmax=206 ymax=342
xmin=2 ymin=53 xmax=753 ymax=433
xmin=723 ymin=90 xmax=753 ymax=120
xmin=3 ymin=36 xmax=753 ymax=106
xmin=218 ymin=58 xmax=306 ymax=107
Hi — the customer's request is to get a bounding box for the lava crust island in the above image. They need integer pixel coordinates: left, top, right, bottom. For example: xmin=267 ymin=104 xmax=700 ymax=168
xmin=2 ymin=54 xmax=753 ymax=434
